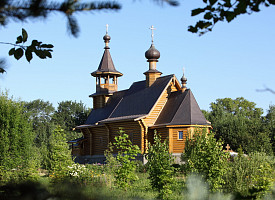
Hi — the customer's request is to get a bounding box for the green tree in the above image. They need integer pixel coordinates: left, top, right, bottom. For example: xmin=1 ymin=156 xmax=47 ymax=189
xmin=181 ymin=129 xmax=230 ymax=191
xmin=48 ymin=125 xmax=73 ymax=172
xmin=266 ymin=105 xmax=275 ymax=153
xmin=24 ymin=99 xmax=55 ymax=168
xmin=0 ymin=91 xmax=38 ymax=172
xmin=145 ymin=132 xmax=175 ymax=199
xmin=208 ymin=97 xmax=272 ymax=154
xmin=109 ymin=128 xmax=141 ymax=189
xmin=189 ymin=0 xmax=275 ymax=35
xmin=52 ymin=100 xmax=90 ymax=141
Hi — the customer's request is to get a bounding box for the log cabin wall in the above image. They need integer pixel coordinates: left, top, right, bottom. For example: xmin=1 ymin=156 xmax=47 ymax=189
xmin=171 ymin=127 xmax=189 ymax=153
xmin=106 ymin=121 xmax=143 ymax=153
xmin=89 ymin=126 xmax=108 ymax=155
xmin=81 ymin=128 xmax=92 ymax=155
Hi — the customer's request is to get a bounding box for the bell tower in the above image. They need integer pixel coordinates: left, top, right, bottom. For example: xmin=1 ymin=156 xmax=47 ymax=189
xmin=90 ymin=25 xmax=123 ymax=109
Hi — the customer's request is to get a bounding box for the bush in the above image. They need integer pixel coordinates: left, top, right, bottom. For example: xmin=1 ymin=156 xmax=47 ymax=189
xmin=108 ymin=128 xmax=141 ymax=189
xmin=181 ymin=129 xmax=230 ymax=191
xmin=224 ymin=152 xmax=275 ymax=199
xmin=146 ymin=132 xmax=175 ymax=199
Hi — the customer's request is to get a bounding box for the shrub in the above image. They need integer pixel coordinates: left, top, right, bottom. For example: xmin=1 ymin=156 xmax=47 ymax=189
xmin=146 ymin=132 xmax=175 ymax=199
xmin=108 ymin=128 xmax=141 ymax=189
xmin=181 ymin=129 xmax=230 ymax=191
xmin=224 ymin=152 xmax=275 ymax=199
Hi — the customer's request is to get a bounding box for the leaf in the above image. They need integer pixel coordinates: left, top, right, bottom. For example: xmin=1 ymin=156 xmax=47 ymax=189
xmin=31 ymin=40 xmax=39 ymax=46
xmin=16 ymin=36 xmax=23 ymax=44
xmin=268 ymin=0 xmax=275 ymax=5
xmin=225 ymin=11 xmax=236 ymax=22
xmin=35 ymin=50 xmax=46 ymax=59
xmin=209 ymin=0 xmax=218 ymax=5
xmin=22 ymin=28 xmax=28 ymax=42
xmin=204 ymin=12 xmax=213 ymax=20
xmin=41 ymin=44 xmax=54 ymax=48
xmin=25 ymin=48 xmax=33 ymax=62
xmin=9 ymin=48 xmax=15 ymax=56
xmin=188 ymin=26 xmax=198 ymax=33
xmin=191 ymin=8 xmax=205 ymax=16
xmin=14 ymin=48 xmax=24 ymax=60
xmin=44 ymin=50 xmax=52 ymax=58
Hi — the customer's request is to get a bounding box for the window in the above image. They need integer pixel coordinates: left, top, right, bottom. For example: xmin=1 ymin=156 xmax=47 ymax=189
xmin=178 ymin=131 xmax=183 ymax=140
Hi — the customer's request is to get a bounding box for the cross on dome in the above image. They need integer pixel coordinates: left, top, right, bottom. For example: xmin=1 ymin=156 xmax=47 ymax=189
xmin=106 ymin=24 xmax=109 ymax=34
xmin=149 ymin=25 xmax=156 ymax=44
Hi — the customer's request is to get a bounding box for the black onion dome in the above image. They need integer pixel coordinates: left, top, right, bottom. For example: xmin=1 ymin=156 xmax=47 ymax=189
xmin=103 ymin=34 xmax=111 ymax=42
xmin=145 ymin=44 xmax=160 ymax=61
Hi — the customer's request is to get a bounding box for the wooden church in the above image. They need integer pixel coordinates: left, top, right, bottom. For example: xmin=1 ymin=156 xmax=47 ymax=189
xmin=70 ymin=26 xmax=211 ymax=163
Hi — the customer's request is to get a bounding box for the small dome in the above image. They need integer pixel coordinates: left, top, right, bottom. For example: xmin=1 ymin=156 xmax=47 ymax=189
xmin=103 ymin=34 xmax=111 ymax=41
xmin=145 ymin=44 xmax=160 ymax=61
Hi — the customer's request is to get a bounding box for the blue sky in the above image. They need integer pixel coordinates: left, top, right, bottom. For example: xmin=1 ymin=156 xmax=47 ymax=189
xmin=0 ymin=0 xmax=274 ymax=114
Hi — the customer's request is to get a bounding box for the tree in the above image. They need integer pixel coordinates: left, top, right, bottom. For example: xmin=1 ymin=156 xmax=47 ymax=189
xmin=181 ymin=129 xmax=230 ymax=192
xmin=207 ymin=97 xmax=273 ymax=154
xmin=189 ymin=0 xmax=275 ymax=35
xmin=0 ymin=91 xmax=37 ymax=170
xmin=48 ymin=125 xmax=73 ymax=172
xmin=266 ymin=105 xmax=275 ymax=153
xmin=145 ymin=132 xmax=175 ymax=199
xmin=52 ymin=100 xmax=90 ymax=141
xmin=24 ymin=99 xmax=55 ymax=168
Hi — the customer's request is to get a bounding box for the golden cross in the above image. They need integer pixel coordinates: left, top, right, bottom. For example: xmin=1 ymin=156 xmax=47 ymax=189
xmin=226 ymin=144 xmax=230 ymax=152
xmin=149 ymin=25 xmax=156 ymax=44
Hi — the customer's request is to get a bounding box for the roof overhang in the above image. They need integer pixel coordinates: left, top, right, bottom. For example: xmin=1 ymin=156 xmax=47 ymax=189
xmin=149 ymin=124 xmax=212 ymax=129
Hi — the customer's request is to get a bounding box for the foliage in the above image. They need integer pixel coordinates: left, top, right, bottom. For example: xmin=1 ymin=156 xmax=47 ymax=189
xmin=146 ymin=132 xmax=175 ymax=199
xmin=109 ymin=128 xmax=141 ymax=189
xmin=0 ymin=0 xmax=121 ymax=37
xmin=208 ymin=97 xmax=273 ymax=154
xmin=224 ymin=152 xmax=275 ymax=199
xmin=184 ymin=174 xmax=233 ymax=200
xmin=48 ymin=125 xmax=73 ymax=173
xmin=266 ymin=105 xmax=275 ymax=153
xmin=189 ymin=0 xmax=275 ymax=35
xmin=182 ymin=129 xmax=230 ymax=191
xmin=24 ymin=99 xmax=55 ymax=168
xmin=104 ymin=144 xmax=119 ymax=175
xmin=52 ymin=100 xmax=90 ymax=140
xmin=0 ymin=91 xmax=39 ymax=173
xmin=7 ymin=28 xmax=54 ymax=62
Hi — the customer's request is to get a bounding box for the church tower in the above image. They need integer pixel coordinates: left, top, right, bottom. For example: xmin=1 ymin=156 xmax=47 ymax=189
xmin=144 ymin=26 xmax=162 ymax=87
xmin=90 ymin=25 xmax=123 ymax=109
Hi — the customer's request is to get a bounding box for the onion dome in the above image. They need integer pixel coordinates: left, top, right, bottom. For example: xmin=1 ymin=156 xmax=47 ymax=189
xmin=181 ymin=68 xmax=187 ymax=88
xmin=145 ymin=44 xmax=160 ymax=62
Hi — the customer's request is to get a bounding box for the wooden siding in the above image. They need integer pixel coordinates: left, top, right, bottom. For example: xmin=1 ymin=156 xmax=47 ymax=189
xmin=81 ymin=128 xmax=92 ymax=155
xmin=90 ymin=126 xmax=108 ymax=155
xmin=105 ymin=121 xmax=143 ymax=153
xmin=172 ymin=128 xmax=189 ymax=153
xmin=144 ymin=81 xmax=178 ymax=126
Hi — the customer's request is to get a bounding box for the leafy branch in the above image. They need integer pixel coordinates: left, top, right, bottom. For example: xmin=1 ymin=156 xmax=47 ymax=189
xmin=189 ymin=0 xmax=275 ymax=35
xmin=2 ymin=28 xmax=54 ymax=63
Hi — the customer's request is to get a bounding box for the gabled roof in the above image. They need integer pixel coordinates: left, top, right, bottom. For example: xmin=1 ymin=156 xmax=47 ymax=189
xmin=154 ymin=89 xmax=209 ymax=126
xmin=83 ymin=75 xmax=174 ymax=125
xmin=91 ymin=49 xmax=122 ymax=77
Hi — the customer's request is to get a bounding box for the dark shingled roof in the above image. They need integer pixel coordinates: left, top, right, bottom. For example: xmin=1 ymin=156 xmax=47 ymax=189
xmin=85 ymin=75 xmax=174 ymax=125
xmin=155 ymin=89 xmax=209 ymax=126
xmin=91 ymin=49 xmax=122 ymax=76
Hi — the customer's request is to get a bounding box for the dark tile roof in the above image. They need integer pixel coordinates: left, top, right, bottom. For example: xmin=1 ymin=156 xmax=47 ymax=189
xmin=85 ymin=75 xmax=174 ymax=125
xmin=155 ymin=89 xmax=209 ymax=126
xmin=91 ymin=49 xmax=122 ymax=76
